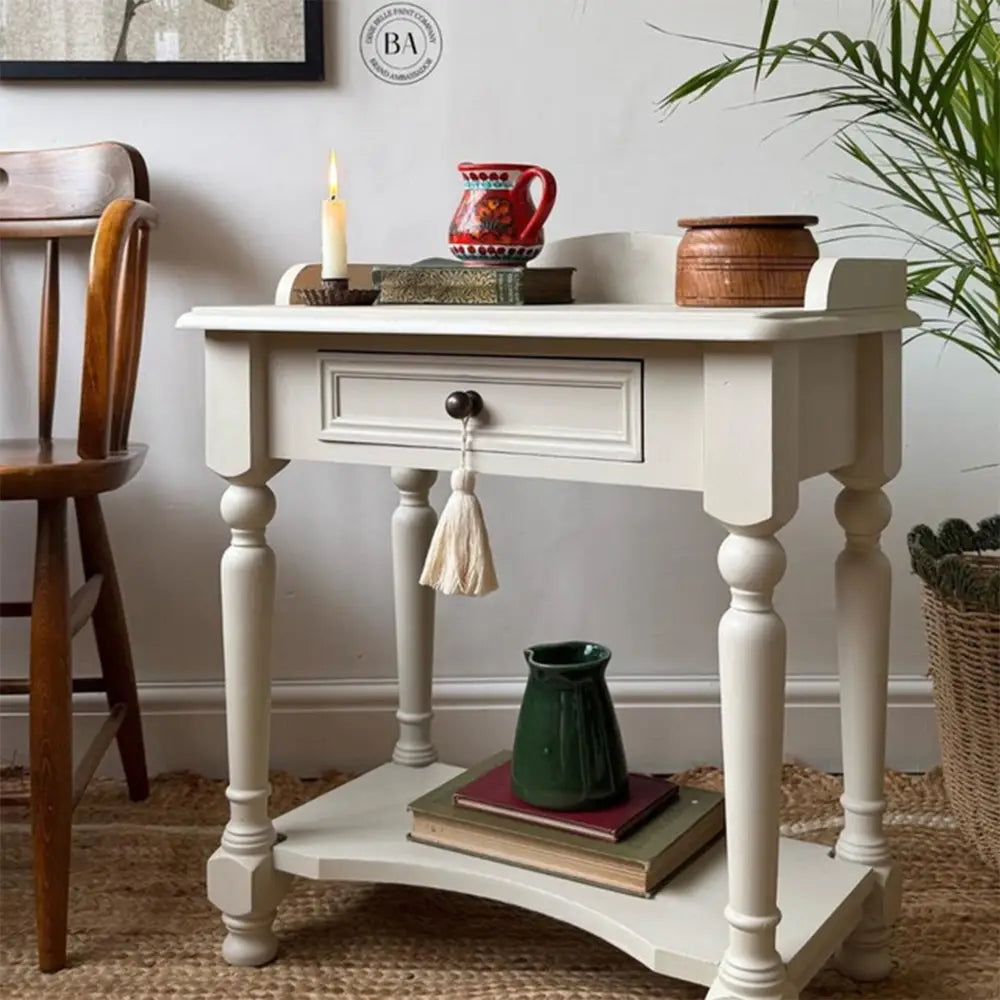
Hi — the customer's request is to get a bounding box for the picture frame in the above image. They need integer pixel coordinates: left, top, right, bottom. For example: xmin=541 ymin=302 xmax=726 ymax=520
xmin=0 ymin=0 xmax=324 ymax=82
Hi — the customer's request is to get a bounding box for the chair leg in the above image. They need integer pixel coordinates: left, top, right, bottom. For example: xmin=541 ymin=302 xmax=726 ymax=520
xmin=30 ymin=498 xmax=73 ymax=973
xmin=75 ymin=495 xmax=149 ymax=802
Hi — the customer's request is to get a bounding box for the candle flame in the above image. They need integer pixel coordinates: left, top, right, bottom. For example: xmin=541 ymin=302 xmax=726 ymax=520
xmin=328 ymin=151 xmax=339 ymax=199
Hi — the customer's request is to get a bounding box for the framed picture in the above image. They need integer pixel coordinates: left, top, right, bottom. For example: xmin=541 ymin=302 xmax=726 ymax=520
xmin=0 ymin=0 xmax=324 ymax=81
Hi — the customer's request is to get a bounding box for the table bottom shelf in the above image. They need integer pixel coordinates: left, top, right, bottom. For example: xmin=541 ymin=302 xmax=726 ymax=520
xmin=272 ymin=761 xmax=874 ymax=990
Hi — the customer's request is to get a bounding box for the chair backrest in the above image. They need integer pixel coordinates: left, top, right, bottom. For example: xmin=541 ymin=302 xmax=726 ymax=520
xmin=534 ymin=232 xmax=680 ymax=304
xmin=0 ymin=142 xmax=156 ymax=456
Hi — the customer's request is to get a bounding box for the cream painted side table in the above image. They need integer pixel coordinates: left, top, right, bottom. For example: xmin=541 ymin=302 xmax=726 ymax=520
xmin=177 ymin=250 xmax=918 ymax=1000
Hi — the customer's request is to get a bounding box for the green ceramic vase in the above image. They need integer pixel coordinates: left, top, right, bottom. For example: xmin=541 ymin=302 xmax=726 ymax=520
xmin=511 ymin=641 xmax=629 ymax=811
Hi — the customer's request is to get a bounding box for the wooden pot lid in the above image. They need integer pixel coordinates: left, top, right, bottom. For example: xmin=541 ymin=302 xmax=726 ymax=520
xmin=677 ymin=215 xmax=819 ymax=229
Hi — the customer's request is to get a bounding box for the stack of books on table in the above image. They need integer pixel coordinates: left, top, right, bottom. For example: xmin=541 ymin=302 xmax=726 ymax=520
xmin=407 ymin=751 xmax=724 ymax=898
xmin=372 ymin=259 xmax=575 ymax=305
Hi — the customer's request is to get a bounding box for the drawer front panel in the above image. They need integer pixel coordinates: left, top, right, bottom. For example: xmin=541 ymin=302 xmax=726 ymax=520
xmin=318 ymin=352 xmax=643 ymax=462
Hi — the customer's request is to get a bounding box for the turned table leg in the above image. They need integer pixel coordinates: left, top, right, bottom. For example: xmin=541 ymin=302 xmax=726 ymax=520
xmin=390 ymin=468 xmax=438 ymax=766
xmin=832 ymin=483 xmax=899 ymax=981
xmin=207 ymin=480 xmax=291 ymax=966
xmin=707 ymin=528 xmax=798 ymax=1000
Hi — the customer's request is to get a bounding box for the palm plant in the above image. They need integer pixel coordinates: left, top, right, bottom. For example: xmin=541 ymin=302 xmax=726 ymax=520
xmin=657 ymin=0 xmax=1000 ymax=371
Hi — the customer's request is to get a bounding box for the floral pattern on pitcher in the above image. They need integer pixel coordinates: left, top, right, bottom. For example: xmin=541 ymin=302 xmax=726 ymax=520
xmin=449 ymin=162 xmax=557 ymax=265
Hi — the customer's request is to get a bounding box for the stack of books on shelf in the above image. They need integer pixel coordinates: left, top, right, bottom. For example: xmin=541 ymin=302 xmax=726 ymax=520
xmin=407 ymin=751 xmax=724 ymax=898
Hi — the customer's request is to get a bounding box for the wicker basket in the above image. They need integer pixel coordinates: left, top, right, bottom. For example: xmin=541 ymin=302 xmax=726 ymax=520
xmin=908 ymin=516 xmax=1000 ymax=871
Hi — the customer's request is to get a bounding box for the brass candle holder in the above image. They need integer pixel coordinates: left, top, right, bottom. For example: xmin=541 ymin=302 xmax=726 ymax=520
xmin=298 ymin=278 xmax=378 ymax=307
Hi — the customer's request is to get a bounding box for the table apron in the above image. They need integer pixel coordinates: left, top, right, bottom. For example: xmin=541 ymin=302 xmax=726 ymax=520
xmin=206 ymin=331 xmax=859 ymax=491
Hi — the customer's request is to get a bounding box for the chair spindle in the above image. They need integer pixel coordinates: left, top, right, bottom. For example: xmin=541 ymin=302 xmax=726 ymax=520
xmin=38 ymin=239 xmax=60 ymax=442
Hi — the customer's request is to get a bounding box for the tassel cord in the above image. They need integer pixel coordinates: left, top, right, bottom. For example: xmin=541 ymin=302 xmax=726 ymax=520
xmin=460 ymin=415 xmax=471 ymax=472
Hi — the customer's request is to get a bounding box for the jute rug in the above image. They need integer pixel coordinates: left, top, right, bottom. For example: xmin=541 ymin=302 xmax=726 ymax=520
xmin=1 ymin=765 xmax=997 ymax=999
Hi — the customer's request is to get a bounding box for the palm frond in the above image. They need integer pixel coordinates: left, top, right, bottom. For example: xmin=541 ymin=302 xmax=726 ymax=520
xmin=657 ymin=0 xmax=1000 ymax=370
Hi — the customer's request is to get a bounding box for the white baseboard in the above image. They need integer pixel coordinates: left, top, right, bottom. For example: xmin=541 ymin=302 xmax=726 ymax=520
xmin=0 ymin=674 xmax=938 ymax=778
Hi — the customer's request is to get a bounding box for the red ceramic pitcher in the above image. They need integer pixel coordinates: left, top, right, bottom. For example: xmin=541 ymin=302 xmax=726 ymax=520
xmin=448 ymin=161 xmax=557 ymax=265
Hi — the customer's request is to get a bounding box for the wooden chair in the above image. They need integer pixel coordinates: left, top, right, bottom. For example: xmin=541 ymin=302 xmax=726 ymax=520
xmin=0 ymin=142 xmax=158 ymax=972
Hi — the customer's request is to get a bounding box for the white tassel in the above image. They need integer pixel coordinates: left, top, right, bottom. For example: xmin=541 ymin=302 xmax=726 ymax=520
xmin=419 ymin=418 xmax=498 ymax=596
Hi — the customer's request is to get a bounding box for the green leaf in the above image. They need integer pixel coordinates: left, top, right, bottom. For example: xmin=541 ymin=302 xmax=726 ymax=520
xmin=890 ymin=1 xmax=903 ymax=86
xmin=910 ymin=0 xmax=933 ymax=96
xmin=756 ymin=0 xmax=781 ymax=83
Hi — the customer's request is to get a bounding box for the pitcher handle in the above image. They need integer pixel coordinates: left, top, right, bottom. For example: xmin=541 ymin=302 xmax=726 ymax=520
xmin=513 ymin=167 xmax=557 ymax=244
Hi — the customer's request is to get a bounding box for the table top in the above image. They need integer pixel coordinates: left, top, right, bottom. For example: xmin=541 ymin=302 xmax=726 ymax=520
xmin=177 ymin=300 xmax=920 ymax=343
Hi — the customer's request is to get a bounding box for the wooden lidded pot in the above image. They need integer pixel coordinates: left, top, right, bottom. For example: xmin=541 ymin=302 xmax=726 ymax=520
xmin=675 ymin=215 xmax=819 ymax=307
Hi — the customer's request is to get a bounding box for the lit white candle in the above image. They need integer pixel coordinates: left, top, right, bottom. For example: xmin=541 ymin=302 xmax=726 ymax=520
xmin=321 ymin=151 xmax=348 ymax=280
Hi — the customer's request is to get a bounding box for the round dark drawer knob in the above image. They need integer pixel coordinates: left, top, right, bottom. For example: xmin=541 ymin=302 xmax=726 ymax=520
xmin=444 ymin=389 xmax=484 ymax=420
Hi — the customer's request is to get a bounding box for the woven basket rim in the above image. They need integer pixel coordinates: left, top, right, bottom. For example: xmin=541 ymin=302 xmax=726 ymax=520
xmin=908 ymin=516 xmax=1000 ymax=613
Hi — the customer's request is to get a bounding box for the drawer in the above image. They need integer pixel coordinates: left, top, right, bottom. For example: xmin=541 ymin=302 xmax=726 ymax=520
xmin=318 ymin=352 xmax=643 ymax=462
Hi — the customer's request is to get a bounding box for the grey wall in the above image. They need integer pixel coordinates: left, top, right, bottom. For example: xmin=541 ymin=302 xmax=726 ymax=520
xmin=2 ymin=1 xmax=996 ymax=774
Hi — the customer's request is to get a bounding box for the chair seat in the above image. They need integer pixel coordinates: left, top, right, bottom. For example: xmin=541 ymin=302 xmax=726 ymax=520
xmin=0 ymin=439 xmax=147 ymax=501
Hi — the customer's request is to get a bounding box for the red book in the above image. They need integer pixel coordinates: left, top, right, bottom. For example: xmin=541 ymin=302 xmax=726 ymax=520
xmin=452 ymin=759 xmax=679 ymax=843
